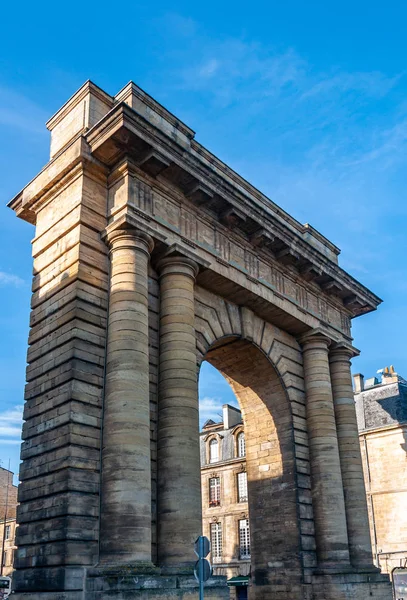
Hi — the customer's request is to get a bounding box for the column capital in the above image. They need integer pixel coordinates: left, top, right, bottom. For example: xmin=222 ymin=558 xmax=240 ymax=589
xmin=103 ymin=225 xmax=154 ymax=255
xmin=156 ymin=243 xmax=210 ymax=280
xmin=329 ymin=342 xmax=360 ymax=363
xmin=298 ymin=327 xmax=332 ymax=350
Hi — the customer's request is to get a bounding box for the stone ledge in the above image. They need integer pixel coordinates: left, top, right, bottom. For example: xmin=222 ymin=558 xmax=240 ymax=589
xmin=86 ymin=571 xmax=228 ymax=599
xmin=311 ymin=570 xmax=392 ymax=600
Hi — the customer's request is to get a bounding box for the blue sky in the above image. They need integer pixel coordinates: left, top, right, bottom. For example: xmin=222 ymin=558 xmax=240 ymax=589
xmin=1 ymin=1 xmax=407 ymax=479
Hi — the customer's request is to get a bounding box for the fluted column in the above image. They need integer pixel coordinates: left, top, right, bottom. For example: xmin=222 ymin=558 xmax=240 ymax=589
xmin=157 ymin=252 xmax=201 ymax=570
xmin=100 ymin=227 xmax=154 ymax=565
xmin=301 ymin=330 xmax=350 ymax=568
xmin=329 ymin=344 xmax=374 ymax=569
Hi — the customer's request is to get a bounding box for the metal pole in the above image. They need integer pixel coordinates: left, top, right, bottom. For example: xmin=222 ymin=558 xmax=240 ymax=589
xmin=199 ymin=536 xmax=204 ymax=600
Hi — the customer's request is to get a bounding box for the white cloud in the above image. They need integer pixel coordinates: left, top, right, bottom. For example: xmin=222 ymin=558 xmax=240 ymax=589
xmin=300 ymin=71 xmax=399 ymax=101
xmin=0 ymin=272 xmax=25 ymax=287
xmin=167 ymin=21 xmax=404 ymax=174
xmin=198 ymin=59 xmax=220 ymax=79
xmin=199 ymin=396 xmax=240 ymax=427
xmin=0 ymin=405 xmax=23 ymax=440
xmin=0 ymin=439 xmax=21 ymax=445
xmin=199 ymin=396 xmax=223 ymax=419
xmin=177 ymin=41 xmax=304 ymax=107
xmin=345 ymin=118 xmax=407 ymax=169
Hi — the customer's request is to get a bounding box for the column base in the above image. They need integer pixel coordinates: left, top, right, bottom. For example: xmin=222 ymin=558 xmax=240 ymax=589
xmin=314 ymin=562 xmax=382 ymax=575
xmin=311 ymin=570 xmax=392 ymax=600
xmin=86 ymin=566 xmax=229 ymax=599
xmin=95 ymin=560 xmax=160 ymax=574
xmin=314 ymin=563 xmax=354 ymax=575
xmin=159 ymin=562 xmax=195 ymax=576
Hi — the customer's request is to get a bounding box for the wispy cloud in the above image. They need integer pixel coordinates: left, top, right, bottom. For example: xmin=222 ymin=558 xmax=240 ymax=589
xmin=0 ymin=439 xmax=21 ymax=445
xmin=164 ymin=19 xmax=404 ymax=178
xmin=345 ymin=118 xmax=407 ymax=169
xmin=0 ymin=86 xmax=48 ymax=134
xmin=176 ymin=41 xmax=305 ymax=107
xmin=199 ymin=396 xmax=224 ymax=420
xmin=300 ymin=71 xmax=400 ymax=101
xmin=199 ymin=395 xmax=240 ymax=429
xmin=0 ymin=405 xmax=23 ymax=440
xmin=0 ymin=271 xmax=26 ymax=287
xmin=198 ymin=59 xmax=220 ymax=79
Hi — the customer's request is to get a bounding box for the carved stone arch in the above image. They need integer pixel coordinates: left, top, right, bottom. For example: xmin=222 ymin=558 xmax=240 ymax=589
xmin=195 ymin=286 xmax=306 ymax=417
xmin=195 ymin=287 xmax=317 ymax=598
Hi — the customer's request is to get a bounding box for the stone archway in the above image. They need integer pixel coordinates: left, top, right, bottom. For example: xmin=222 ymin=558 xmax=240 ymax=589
xmin=195 ymin=288 xmax=310 ymax=598
xmin=204 ymin=337 xmax=302 ymax=599
xmin=8 ymin=79 xmax=392 ymax=600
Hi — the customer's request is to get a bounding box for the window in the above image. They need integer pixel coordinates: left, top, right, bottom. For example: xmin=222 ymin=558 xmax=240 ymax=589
xmin=2 ymin=551 xmax=7 ymax=567
xmin=5 ymin=525 xmax=10 ymax=540
xmin=237 ymin=431 xmax=246 ymax=457
xmin=239 ymin=519 xmax=250 ymax=559
xmin=209 ymin=438 xmax=219 ymax=463
xmin=237 ymin=471 xmax=248 ymax=503
xmin=210 ymin=522 xmax=222 ymax=563
xmin=209 ymin=477 xmax=221 ymax=507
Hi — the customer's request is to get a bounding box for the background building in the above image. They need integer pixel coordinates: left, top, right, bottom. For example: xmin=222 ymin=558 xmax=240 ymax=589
xmin=355 ymin=366 xmax=407 ymax=576
xmin=200 ymin=405 xmax=250 ymax=600
xmin=0 ymin=467 xmax=18 ymax=578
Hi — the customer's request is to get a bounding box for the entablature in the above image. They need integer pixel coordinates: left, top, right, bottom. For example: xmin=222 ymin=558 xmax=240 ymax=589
xmin=8 ymin=80 xmax=382 ymax=338
xmin=84 ymin=96 xmax=381 ymax=319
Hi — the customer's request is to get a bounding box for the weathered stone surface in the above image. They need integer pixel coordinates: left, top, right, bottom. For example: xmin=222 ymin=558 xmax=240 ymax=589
xmin=8 ymin=80 xmax=391 ymax=599
xmin=356 ymin=374 xmax=407 ymax=576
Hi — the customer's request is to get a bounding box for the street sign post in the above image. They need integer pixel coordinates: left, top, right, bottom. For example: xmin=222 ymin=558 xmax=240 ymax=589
xmin=194 ymin=536 xmax=211 ymax=600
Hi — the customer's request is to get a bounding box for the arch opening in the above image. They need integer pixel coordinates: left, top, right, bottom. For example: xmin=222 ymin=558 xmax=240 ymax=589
xmin=198 ymin=335 xmax=303 ymax=599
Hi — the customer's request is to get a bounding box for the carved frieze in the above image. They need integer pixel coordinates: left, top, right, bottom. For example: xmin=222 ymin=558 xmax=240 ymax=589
xmin=245 ymin=251 xmax=259 ymax=279
xmin=101 ymin=164 xmax=360 ymax=339
xmin=296 ymin=286 xmax=308 ymax=310
xmin=181 ymin=209 xmax=198 ymax=241
xmin=154 ymin=192 xmax=180 ymax=232
xmin=130 ymin=177 xmax=153 ymax=214
xmin=229 ymin=240 xmax=246 ymax=271
xmin=215 ymin=230 xmax=230 ymax=262
xmin=197 ymin=218 xmax=215 ymax=250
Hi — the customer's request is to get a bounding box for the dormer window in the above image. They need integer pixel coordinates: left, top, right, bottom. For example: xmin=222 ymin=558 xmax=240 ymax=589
xmin=237 ymin=431 xmax=245 ymax=458
xmin=209 ymin=438 xmax=219 ymax=463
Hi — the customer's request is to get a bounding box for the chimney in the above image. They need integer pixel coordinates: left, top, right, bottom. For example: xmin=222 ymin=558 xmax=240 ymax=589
xmin=353 ymin=373 xmax=364 ymax=393
xmin=222 ymin=404 xmax=242 ymax=430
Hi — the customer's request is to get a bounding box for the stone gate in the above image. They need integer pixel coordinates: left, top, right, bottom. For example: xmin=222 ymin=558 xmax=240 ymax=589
xmin=9 ymin=81 xmax=392 ymax=599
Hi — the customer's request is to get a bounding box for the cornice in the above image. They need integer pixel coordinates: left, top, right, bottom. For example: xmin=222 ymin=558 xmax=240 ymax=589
xmin=190 ymin=139 xmax=340 ymax=256
xmin=85 ymin=101 xmax=381 ymax=317
xmin=8 ymin=80 xmax=382 ymax=324
xmin=7 ymin=137 xmax=108 ymax=223
xmin=46 ymin=80 xmax=114 ymax=131
xmin=330 ymin=341 xmax=360 ymax=359
xmin=102 ymin=213 xmax=167 ymax=247
xmin=115 ymin=81 xmax=195 ymax=140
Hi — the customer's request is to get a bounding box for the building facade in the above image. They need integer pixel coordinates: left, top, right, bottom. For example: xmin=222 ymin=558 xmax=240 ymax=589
xmin=200 ymin=405 xmax=250 ymax=599
xmin=0 ymin=467 xmax=18 ymax=579
xmin=0 ymin=519 xmax=17 ymax=579
xmin=355 ymin=367 xmax=407 ymax=577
